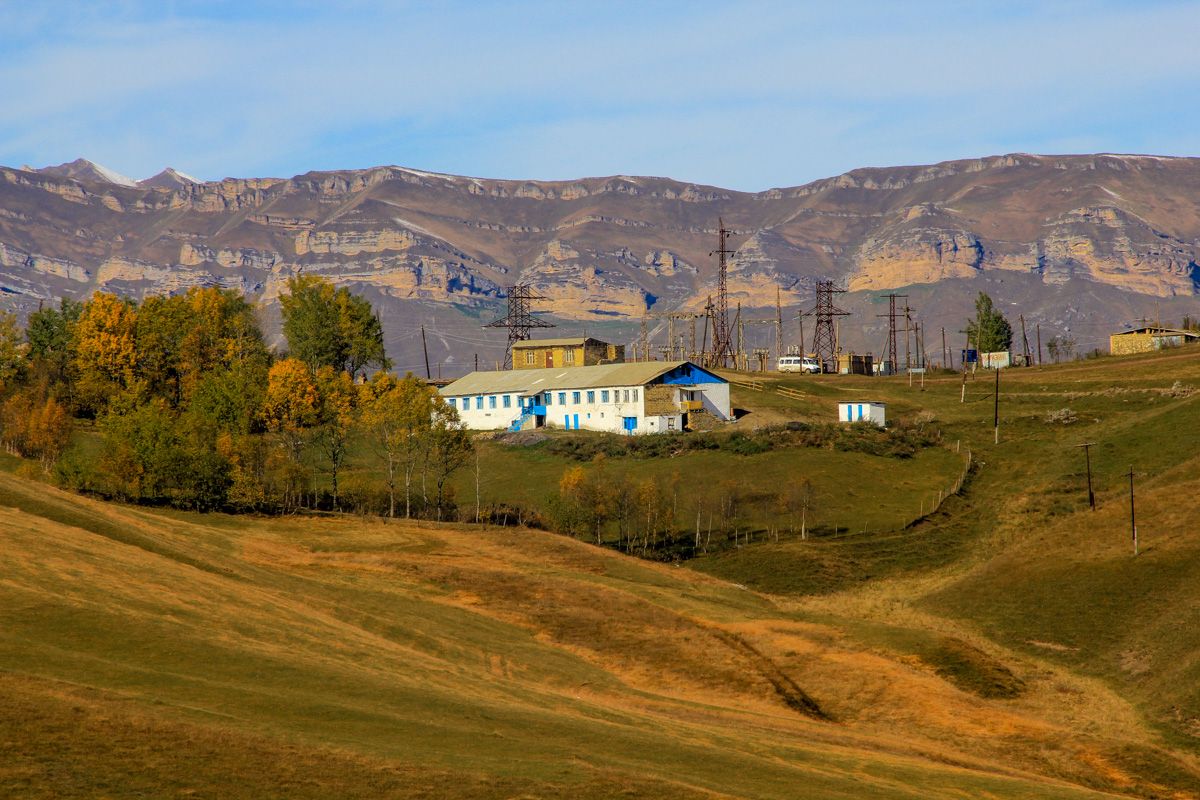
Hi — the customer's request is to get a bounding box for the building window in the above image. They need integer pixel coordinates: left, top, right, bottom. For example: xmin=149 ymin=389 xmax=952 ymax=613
xmin=601 ymin=390 xmax=610 ymax=402
xmin=558 ymin=392 xmax=566 ymax=405
xmin=544 ymin=393 xmax=551 ymax=406
xmin=489 ymin=395 xmax=497 ymax=409
xmin=447 ymin=398 xmax=456 ymax=409
xmin=623 ymin=389 xmax=630 ymax=402
xmin=572 ymin=391 xmax=581 ymax=404
xmin=524 ymin=351 xmax=534 ymax=365
xmin=632 ymin=389 xmax=639 ymax=402
xmin=586 ymin=390 xmax=595 ymax=403
xmin=564 ymin=349 xmax=575 ymax=365
xmin=475 ymin=396 xmax=484 ymax=410
xmin=503 ymin=395 xmax=512 ymax=409
xmin=667 ymin=417 xmax=676 ymax=430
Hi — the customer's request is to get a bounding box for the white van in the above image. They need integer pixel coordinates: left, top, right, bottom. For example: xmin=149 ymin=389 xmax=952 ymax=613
xmin=778 ymin=355 xmax=821 ymax=374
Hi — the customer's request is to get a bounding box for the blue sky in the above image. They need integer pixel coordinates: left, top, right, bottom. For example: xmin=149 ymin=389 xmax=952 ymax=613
xmin=1 ymin=1 xmax=1198 ymax=190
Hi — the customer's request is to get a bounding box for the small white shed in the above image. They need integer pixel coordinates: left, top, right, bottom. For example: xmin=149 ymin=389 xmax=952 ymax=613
xmin=838 ymin=401 xmax=886 ymax=427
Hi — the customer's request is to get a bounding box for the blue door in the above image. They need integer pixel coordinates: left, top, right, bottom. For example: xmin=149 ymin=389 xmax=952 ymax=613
xmin=573 ymin=414 xmax=579 ymax=430
xmin=564 ymin=415 xmax=571 ymax=430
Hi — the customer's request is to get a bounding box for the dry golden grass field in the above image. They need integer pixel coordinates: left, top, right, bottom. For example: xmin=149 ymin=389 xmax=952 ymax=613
xmin=4 ymin=346 xmax=1200 ymax=798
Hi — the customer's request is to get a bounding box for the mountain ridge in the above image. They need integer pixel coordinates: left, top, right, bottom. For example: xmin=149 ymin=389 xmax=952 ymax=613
xmin=3 ymin=152 xmax=1199 ymax=371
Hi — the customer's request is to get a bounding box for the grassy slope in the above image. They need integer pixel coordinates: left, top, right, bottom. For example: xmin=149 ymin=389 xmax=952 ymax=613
xmin=1 ymin=468 xmax=1192 ymax=797
xmin=692 ymin=348 xmax=1200 ymax=791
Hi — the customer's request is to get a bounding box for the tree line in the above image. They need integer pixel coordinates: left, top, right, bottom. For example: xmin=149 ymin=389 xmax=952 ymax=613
xmin=0 ymin=276 xmax=472 ymax=516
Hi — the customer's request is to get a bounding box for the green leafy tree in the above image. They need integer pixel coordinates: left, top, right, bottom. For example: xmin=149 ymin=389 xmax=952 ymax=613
xmin=0 ymin=310 xmax=25 ymax=392
xmin=135 ymin=294 xmax=190 ymax=405
xmin=336 ymin=288 xmax=389 ymax=377
xmin=280 ymin=275 xmax=389 ymax=377
xmin=25 ymin=298 xmax=82 ymax=391
xmin=965 ymin=292 xmax=1013 ymax=353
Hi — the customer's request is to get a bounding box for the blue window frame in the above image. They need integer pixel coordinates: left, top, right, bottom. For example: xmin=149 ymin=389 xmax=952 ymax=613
xmin=475 ymin=395 xmax=483 ymax=410
xmin=586 ymin=390 xmax=595 ymax=403
xmin=601 ymin=390 xmax=610 ymax=402
xmin=448 ymin=397 xmax=456 ymax=409
xmin=489 ymin=395 xmax=497 ymax=409
xmin=558 ymin=392 xmax=566 ymax=405
xmin=572 ymin=391 xmax=581 ymax=404
xmin=503 ymin=395 xmax=511 ymax=409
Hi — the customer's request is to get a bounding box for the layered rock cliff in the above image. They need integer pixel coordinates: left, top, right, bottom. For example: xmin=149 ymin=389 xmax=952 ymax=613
xmin=1 ymin=153 xmax=1198 ymax=368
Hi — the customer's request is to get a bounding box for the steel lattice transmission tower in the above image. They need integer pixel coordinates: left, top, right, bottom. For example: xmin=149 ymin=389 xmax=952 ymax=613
xmin=708 ymin=218 xmax=737 ymax=368
xmin=877 ymin=293 xmax=906 ymax=376
xmin=484 ymin=283 xmax=554 ymax=368
xmin=809 ymin=280 xmax=850 ymax=374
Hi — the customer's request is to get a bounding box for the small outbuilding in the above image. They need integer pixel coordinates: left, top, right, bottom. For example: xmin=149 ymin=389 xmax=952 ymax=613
xmin=511 ymin=337 xmax=624 ymax=370
xmin=838 ymin=401 xmax=886 ymax=427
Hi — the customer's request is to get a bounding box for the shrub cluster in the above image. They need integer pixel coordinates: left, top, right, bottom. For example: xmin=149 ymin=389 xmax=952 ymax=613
xmin=533 ymin=420 xmax=940 ymax=462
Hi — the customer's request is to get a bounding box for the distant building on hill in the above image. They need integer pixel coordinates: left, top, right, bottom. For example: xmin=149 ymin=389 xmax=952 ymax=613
xmin=511 ymin=337 xmax=624 ymax=370
xmin=838 ymin=401 xmax=886 ymax=427
xmin=837 ymin=353 xmax=873 ymax=375
xmin=1109 ymin=326 xmax=1200 ymax=356
xmin=440 ymin=360 xmax=730 ymax=434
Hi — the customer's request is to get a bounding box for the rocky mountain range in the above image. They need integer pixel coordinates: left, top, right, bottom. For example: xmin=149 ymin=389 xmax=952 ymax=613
xmin=2 ymin=153 xmax=1198 ymax=374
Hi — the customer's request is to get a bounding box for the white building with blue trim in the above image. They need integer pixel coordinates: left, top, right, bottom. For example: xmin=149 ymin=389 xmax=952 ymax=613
xmin=439 ymin=360 xmax=731 ymax=434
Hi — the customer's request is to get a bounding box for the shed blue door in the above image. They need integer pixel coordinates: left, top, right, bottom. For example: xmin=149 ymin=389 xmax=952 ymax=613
xmin=857 ymin=404 xmax=864 ymax=421
xmin=573 ymin=414 xmax=579 ymax=430
xmin=563 ymin=414 xmax=570 ymax=430
xmin=623 ymin=416 xmax=637 ymax=433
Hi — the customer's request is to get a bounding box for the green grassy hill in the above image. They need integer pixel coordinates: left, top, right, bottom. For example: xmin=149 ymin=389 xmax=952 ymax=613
xmin=694 ymin=348 xmax=1200 ymax=777
xmin=4 ymin=347 xmax=1200 ymax=798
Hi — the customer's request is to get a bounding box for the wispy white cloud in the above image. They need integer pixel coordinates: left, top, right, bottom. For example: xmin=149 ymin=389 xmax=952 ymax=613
xmin=0 ymin=1 xmax=1198 ymax=189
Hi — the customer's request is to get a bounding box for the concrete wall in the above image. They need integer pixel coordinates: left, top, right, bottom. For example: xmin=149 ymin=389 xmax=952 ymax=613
xmin=1109 ymin=332 xmax=1196 ymax=355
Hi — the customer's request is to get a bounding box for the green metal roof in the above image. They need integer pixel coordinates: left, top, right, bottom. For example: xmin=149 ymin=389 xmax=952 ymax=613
xmin=440 ymin=360 xmax=706 ymax=396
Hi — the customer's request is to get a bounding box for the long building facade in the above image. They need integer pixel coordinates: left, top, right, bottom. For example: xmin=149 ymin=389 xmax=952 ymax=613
xmin=440 ymin=361 xmax=731 ymax=434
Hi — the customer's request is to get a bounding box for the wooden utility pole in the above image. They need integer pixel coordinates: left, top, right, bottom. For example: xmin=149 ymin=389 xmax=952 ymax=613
xmin=904 ymin=304 xmax=912 ymax=368
xmin=474 ymin=353 xmax=479 ymax=372
xmin=1076 ymin=442 xmax=1097 ymax=510
xmin=1019 ymin=314 xmax=1032 ymax=365
xmin=1128 ymin=465 xmax=1138 ymax=556
xmin=775 ymin=287 xmax=783 ymax=362
xmin=1037 ymin=323 xmax=1043 ymax=365
xmin=942 ymin=326 xmax=949 ymax=370
xmin=993 ymin=365 xmax=1000 ymax=444
xmin=729 ymin=303 xmax=739 ymax=371
xmin=421 ymin=325 xmax=431 ymax=379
